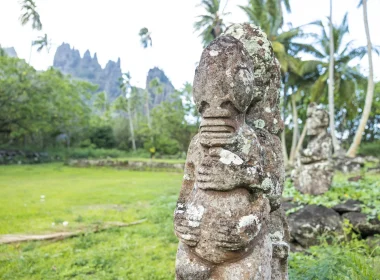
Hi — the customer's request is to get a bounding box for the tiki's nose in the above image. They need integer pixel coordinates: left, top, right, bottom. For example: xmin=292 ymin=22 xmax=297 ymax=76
xmin=202 ymin=101 xmax=231 ymax=118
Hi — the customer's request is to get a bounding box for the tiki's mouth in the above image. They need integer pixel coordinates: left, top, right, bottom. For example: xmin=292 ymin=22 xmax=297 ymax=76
xmin=200 ymin=119 xmax=236 ymax=138
xmin=200 ymin=125 xmax=234 ymax=136
xmin=199 ymin=119 xmax=238 ymax=146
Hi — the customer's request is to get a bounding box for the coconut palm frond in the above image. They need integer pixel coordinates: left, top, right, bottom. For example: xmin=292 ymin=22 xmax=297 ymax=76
xmin=338 ymin=46 xmax=367 ymax=64
xmin=290 ymin=43 xmax=325 ymax=59
xmin=32 ymin=33 xmax=50 ymax=52
xmin=194 ymin=0 xmax=226 ymax=46
xmin=19 ymin=0 xmax=42 ymax=30
xmin=310 ymin=72 xmax=328 ymax=102
xmin=139 ymin=27 xmax=152 ymax=48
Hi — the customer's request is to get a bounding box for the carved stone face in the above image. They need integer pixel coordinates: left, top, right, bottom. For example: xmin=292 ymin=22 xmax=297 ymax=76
xmin=306 ymin=103 xmax=329 ymax=136
xmin=193 ymin=36 xmax=257 ymax=147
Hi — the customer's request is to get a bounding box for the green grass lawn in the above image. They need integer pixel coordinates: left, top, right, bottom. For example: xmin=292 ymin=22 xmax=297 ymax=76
xmin=0 ymin=163 xmax=379 ymax=279
xmin=0 ymin=163 xmax=182 ymax=279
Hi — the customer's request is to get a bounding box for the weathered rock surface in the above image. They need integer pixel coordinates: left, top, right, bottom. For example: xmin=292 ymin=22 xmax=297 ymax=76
xmin=146 ymin=67 xmax=175 ymax=107
xmin=292 ymin=103 xmax=334 ymax=195
xmin=288 ymin=205 xmax=342 ymax=247
xmin=54 ymin=43 xmax=122 ymax=101
xmin=3 ymin=47 xmax=18 ymax=57
xmin=342 ymin=212 xmax=380 ymax=237
xmin=0 ymin=150 xmax=52 ymax=164
xmin=364 ymin=156 xmax=379 ymax=163
xmin=53 ymin=44 xmax=175 ymax=106
xmin=332 ymin=200 xmax=362 ymax=214
xmin=334 ymin=156 xmax=365 ymax=173
xmin=174 ymin=23 xmax=287 ymax=280
xmin=269 ymin=207 xmax=290 ymax=279
xmin=368 ymin=166 xmax=380 ymax=174
xmin=282 ymin=201 xmax=301 ymax=213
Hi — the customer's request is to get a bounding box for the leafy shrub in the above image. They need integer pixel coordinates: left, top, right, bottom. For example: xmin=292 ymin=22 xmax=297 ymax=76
xmin=89 ymin=126 xmax=116 ymax=149
xmin=78 ymin=139 xmax=95 ymax=149
xmin=143 ymin=135 xmax=181 ymax=156
xmin=125 ymin=148 xmax=150 ymax=158
xmin=290 ymin=233 xmax=380 ymax=280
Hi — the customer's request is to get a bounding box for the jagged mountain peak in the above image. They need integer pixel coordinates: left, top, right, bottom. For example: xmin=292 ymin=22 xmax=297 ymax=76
xmin=53 ymin=43 xmax=175 ymax=106
xmin=146 ymin=67 xmax=175 ymax=107
xmin=53 ymin=43 xmax=122 ymax=101
xmin=3 ymin=47 xmax=18 ymax=58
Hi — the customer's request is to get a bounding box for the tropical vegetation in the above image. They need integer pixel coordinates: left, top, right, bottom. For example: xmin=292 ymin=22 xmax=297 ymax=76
xmin=1 ymin=0 xmax=380 ymax=278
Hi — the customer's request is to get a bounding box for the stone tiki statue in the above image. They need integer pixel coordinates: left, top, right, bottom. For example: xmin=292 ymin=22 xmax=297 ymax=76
xmin=174 ymin=24 xmax=289 ymax=280
xmin=292 ymin=103 xmax=334 ymax=195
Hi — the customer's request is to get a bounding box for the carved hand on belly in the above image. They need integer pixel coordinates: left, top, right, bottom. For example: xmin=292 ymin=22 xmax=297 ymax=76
xmin=212 ymin=215 xmax=262 ymax=251
xmin=174 ymin=203 xmax=204 ymax=247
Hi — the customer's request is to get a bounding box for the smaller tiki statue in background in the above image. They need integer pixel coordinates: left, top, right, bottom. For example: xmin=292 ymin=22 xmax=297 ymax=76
xmin=292 ymin=103 xmax=334 ymax=195
xmin=174 ymin=23 xmax=288 ymax=280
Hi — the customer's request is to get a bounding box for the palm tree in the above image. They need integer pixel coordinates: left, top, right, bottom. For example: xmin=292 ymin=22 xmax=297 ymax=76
xmin=280 ymin=56 xmax=321 ymax=164
xmin=19 ymin=0 xmax=42 ymax=30
xmin=32 ymin=33 xmax=50 ymax=52
xmin=306 ymin=13 xmax=370 ymax=150
xmin=327 ymin=0 xmax=340 ymax=153
xmin=239 ymin=0 xmax=321 ymax=165
xmin=194 ymin=0 xmax=229 ymax=47
xmin=139 ymin=28 xmax=152 ymax=48
xmin=119 ymin=72 xmax=136 ymax=151
xmin=93 ymin=92 xmax=109 ymax=114
xmin=347 ymin=0 xmax=376 ymax=157
xmin=138 ymin=26 xmax=155 ymax=127
xmin=239 ymin=0 xmax=310 ymax=73
xmin=239 ymin=0 xmax=290 ymax=39
xmin=19 ymin=0 xmax=47 ymax=64
xmin=146 ymin=78 xmax=163 ymax=130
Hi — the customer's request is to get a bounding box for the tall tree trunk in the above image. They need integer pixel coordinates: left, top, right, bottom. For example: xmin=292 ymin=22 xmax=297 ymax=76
xmin=328 ymin=0 xmax=340 ymax=154
xmin=289 ymin=94 xmax=299 ymax=165
xmin=294 ymin=122 xmax=308 ymax=158
xmin=346 ymin=0 xmax=374 ymax=157
xmin=127 ymin=98 xmax=136 ymax=151
xmin=281 ymin=130 xmax=288 ymax=166
xmin=281 ymin=76 xmax=289 ymax=166
xmin=145 ymin=90 xmax=152 ymax=130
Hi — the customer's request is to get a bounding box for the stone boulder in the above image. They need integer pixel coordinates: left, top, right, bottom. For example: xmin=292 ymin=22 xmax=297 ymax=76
xmin=288 ymin=205 xmax=342 ymax=247
xmin=332 ymin=199 xmax=362 ymax=214
xmin=364 ymin=156 xmax=379 ymax=163
xmin=282 ymin=201 xmax=301 ymax=213
xmin=0 ymin=150 xmax=51 ymax=164
xmin=368 ymin=166 xmax=380 ymax=174
xmin=342 ymin=212 xmax=380 ymax=238
xmin=334 ymin=156 xmax=365 ymax=173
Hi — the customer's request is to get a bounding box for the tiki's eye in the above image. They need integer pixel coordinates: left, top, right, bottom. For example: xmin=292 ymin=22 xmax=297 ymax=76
xmin=198 ymin=101 xmax=210 ymax=114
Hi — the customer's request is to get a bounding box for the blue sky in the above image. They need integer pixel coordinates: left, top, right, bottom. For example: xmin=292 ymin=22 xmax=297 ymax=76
xmin=1 ymin=0 xmax=379 ymax=89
